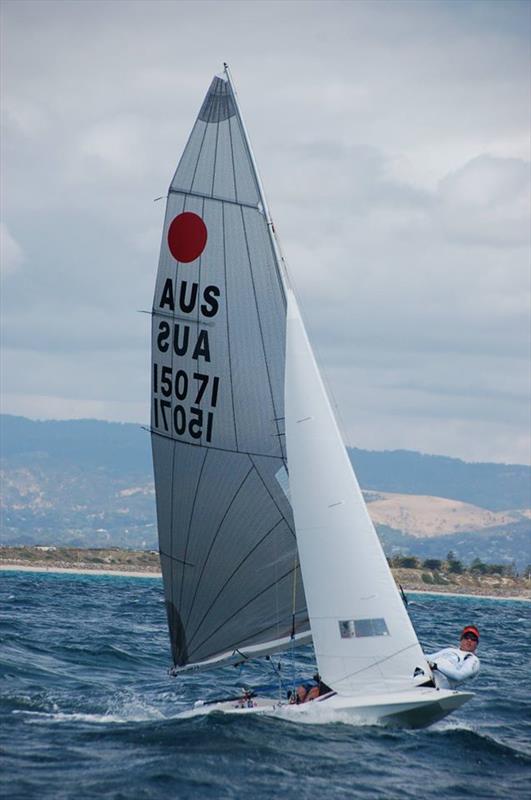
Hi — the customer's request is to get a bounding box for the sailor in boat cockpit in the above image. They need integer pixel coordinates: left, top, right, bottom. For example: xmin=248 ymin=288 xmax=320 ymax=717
xmin=289 ymin=674 xmax=333 ymax=704
xmin=426 ymin=625 xmax=480 ymax=689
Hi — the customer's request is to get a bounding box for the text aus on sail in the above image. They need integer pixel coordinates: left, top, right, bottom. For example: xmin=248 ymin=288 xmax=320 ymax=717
xmin=153 ymin=277 xmax=221 ymax=442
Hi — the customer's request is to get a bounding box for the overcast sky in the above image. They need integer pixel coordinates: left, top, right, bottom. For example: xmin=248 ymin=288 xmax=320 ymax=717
xmin=1 ymin=0 xmax=530 ymax=465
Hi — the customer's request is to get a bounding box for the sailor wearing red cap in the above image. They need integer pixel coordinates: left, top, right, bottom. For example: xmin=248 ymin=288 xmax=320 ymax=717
xmin=426 ymin=626 xmax=480 ymax=689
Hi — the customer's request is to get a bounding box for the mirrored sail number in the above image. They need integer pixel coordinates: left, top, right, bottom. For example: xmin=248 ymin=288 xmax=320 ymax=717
xmin=153 ymin=364 xmax=219 ymax=442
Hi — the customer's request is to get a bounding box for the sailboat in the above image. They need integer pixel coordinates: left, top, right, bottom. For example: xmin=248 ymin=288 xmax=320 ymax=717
xmin=150 ymin=65 xmax=472 ymax=727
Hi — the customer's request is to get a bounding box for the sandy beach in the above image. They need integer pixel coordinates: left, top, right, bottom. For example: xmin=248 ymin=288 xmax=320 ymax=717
xmin=0 ymin=564 xmax=161 ymax=579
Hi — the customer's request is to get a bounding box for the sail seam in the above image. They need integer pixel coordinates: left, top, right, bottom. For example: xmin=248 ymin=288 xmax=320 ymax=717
xmin=169 ymin=118 xmax=201 ymax=193
xmin=176 ymin=191 xmax=208 ymax=612
xmin=197 ymin=195 xmax=205 ymax=444
xmin=183 ymin=462 xmax=255 ymax=629
xmin=169 ymin=424 xmax=177 ymax=628
xmin=188 ymin=564 xmax=305 ymax=660
xmin=178 ymin=447 xmax=208 ymax=613
xmin=239 ymin=204 xmax=284 ymax=458
xmin=165 ymin=193 xmax=186 ymax=630
xmin=210 ymin=87 xmax=221 ymax=198
xmin=227 ymin=103 xmax=239 ymax=203
xmin=186 ymin=518 xmax=286 ymax=649
xmin=222 ymin=201 xmax=239 ymax=450
xmin=189 ymin=80 xmax=217 ymax=194
xmin=249 ymin=454 xmax=296 ymax=539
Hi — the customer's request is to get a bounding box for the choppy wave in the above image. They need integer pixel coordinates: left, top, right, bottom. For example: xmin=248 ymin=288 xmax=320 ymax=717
xmin=1 ymin=571 xmax=530 ymax=800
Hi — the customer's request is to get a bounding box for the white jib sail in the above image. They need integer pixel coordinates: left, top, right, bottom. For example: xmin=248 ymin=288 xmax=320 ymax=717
xmin=285 ymin=290 xmax=428 ymax=697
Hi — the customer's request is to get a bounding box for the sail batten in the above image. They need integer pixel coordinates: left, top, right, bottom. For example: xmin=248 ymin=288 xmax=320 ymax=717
xmin=169 ymin=187 xmax=260 ymax=211
xmin=152 ymin=69 xmax=309 ymax=670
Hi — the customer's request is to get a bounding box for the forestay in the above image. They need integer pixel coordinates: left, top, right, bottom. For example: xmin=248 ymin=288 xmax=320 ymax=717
xmin=151 ymin=70 xmax=309 ymax=671
xmin=285 ymin=291 xmax=428 ymax=696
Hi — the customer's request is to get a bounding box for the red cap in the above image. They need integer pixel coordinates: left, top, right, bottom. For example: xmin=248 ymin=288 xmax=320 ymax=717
xmin=461 ymin=625 xmax=479 ymax=639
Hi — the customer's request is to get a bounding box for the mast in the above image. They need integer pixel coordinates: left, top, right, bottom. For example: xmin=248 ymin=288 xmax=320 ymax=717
xmin=223 ymin=63 xmax=293 ymax=293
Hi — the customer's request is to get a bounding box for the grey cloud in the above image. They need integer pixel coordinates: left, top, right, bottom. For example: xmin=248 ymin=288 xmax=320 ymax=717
xmin=2 ymin=0 xmax=529 ymax=463
xmin=437 ymin=155 xmax=530 ymax=246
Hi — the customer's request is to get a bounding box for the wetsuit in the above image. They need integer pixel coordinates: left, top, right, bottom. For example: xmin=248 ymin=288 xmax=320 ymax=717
xmin=426 ymin=647 xmax=480 ymax=689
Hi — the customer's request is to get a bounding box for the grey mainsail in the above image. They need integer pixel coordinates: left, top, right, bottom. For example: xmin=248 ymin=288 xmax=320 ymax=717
xmin=151 ymin=69 xmax=309 ymax=671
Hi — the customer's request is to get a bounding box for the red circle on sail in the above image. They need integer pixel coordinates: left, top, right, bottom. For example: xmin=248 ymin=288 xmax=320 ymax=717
xmin=167 ymin=212 xmax=207 ymax=263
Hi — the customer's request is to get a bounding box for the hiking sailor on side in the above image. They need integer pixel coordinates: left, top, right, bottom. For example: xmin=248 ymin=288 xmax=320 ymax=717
xmin=426 ymin=625 xmax=480 ymax=689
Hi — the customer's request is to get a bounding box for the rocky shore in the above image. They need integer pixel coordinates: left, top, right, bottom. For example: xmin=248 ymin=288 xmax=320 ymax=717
xmin=1 ymin=546 xmax=529 ymax=599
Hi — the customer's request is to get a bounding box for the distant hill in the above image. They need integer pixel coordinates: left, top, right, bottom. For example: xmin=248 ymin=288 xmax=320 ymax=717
xmin=1 ymin=415 xmax=151 ymax=474
xmin=1 ymin=415 xmax=529 ymax=567
xmin=3 ymin=414 xmax=529 ymax=508
xmin=348 ymin=448 xmax=530 ymax=512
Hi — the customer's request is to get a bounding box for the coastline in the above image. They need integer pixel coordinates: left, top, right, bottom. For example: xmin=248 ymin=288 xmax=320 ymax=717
xmin=2 ymin=562 xmax=529 ymax=600
xmin=0 ymin=564 xmax=161 ymax=579
xmin=406 ymin=588 xmax=529 ymax=602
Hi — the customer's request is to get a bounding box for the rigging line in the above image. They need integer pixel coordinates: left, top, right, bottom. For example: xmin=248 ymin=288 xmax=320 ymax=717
xmin=187 ymin=563 xmax=302 ymax=659
xmin=178 ymin=447 xmax=209 ymax=613
xmin=399 ymin=584 xmax=409 ymax=608
xmin=186 ymin=518 xmax=286 ymax=650
xmin=265 ymin=654 xmax=285 ymax=702
xmin=239 ymin=204 xmax=285 ymax=458
xmin=290 ymin=557 xmax=299 ymax=638
xmin=248 ymin=454 xmax=296 ymax=539
xmin=183 ymin=462 xmax=255 ymax=629
xmin=332 ymin=642 xmax=421 ymax=687
xmin=233 ymin=649 xmax=249 ymax=662
xmin=222 ymin=201 xmax=239 ymax=450
xmin=289 ymin=557 xmax=299 ymax=691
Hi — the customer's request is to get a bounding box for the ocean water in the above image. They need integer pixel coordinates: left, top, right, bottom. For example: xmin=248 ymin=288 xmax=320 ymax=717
xmin=1 ymin=571 xmax=529 ymax=800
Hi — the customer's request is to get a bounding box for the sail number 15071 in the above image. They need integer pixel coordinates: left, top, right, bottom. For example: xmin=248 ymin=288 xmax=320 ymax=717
xmin=153 ymin=364 xmax=220 ymax=442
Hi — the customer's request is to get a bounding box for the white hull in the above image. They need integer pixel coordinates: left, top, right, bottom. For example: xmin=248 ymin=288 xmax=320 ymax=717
xmin=181 ymin=688 xmax=473 ymax=729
